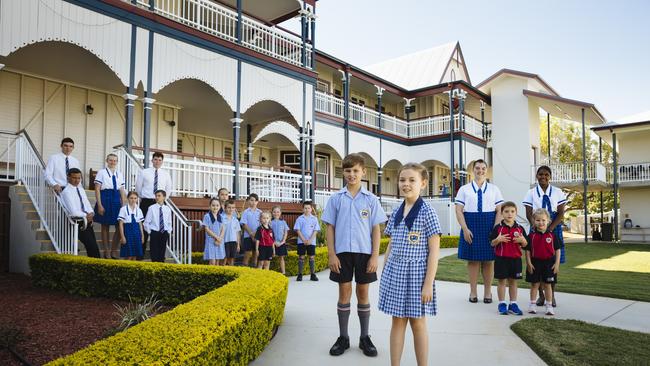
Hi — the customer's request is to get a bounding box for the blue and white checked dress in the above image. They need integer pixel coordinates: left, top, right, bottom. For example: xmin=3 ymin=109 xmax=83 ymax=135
xmin=456 ymin=181 xmax=503 ymax=261
xmin=203 ymin=212 xmax=225 ymax=260
xmin=379 ymin=198 xmax=442 ymax=318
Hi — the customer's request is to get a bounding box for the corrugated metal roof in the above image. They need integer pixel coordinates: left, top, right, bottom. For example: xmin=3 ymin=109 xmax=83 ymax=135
xmin=363 ymin=42 xmax=458 ymax=90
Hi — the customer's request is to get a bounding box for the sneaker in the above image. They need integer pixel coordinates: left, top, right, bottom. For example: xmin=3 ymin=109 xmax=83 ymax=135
xmin=552 ymin=297 xmax=557 ymax=308
xmin=508 ymin=303 xmax=523 ymax=316
xmin=329 ymin=336 xmax=350 ymax=356
xmin=310 ymin=273 xmax=319 ymax=281
xmin=359 ymin=335 xmax=378 ymax=357
xmin=527 ymin=303 xmax=537 ymax=314
xmin=545 ymin=304 xmax=555 ymax=316
xmin=296 ymin=273 xmax=303 ymax=281
xmin=498 ymin=303 xmax=508 ymax=315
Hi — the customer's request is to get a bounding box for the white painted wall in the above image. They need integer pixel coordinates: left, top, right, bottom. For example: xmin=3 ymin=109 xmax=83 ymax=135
xmin=618 ymin=130 xmax=650 ymax=164
xmin=620 ymin=187 xmax=650 ymax=228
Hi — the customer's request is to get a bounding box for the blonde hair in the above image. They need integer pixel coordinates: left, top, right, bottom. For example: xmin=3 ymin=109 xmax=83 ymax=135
xmin=260 ymin=211 xmax=272 ymax=221
xmin=398 ymin=162 xmax=428 ymax=181
xmin=532 ymin=208 xmax=550 ymax=221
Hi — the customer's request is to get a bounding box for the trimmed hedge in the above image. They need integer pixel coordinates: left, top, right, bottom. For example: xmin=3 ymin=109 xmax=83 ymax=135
xmin=30 ymin=254 xmax=288 ymax=365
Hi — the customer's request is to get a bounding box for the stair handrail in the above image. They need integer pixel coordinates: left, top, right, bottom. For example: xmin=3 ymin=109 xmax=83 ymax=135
xmin=115 ymin=145 xmax=195 ymax=264
xmin=15 ymin=130 xmax=79 ymax=255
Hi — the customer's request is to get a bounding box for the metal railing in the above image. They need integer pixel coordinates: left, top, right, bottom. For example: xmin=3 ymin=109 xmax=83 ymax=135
xmin=116 ymin=146 xmax=194 ymax=264
xmin=531 ymin=161 xmax=608 ymax=185
xmin=0 ymin=131 xmax=79 ymax=255
xmin=131 ymin=0 xmax=311 ymax=68
xmin=617 ymin=162 xmax=650 ymax=184
xmin=314 ymin=91 xmax=487 ymax=140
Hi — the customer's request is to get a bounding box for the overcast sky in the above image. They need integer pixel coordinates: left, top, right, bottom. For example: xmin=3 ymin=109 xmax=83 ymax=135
xmin=287 ymin=0 xmax=650 ymax=120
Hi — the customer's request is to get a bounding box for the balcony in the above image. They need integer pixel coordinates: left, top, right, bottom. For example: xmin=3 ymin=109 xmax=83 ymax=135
xmin=315 ymin=91 xmax=489 ymax=141
xmin=617 ymin=162 xmax=650 ymax=187
xmin=129 ymin=0 xmax=312 ymax=68
xmin=531 ymin=161 xmax=609 ymax=190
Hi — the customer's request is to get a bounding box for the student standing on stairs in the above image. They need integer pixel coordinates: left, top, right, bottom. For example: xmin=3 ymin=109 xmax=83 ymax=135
xmin=144 ymin=190 xmax=173 ymax=263
xmin=94 ymin=153 xmax=127 ymax=259
xmin=45 ymin=137 xmax=80 ymax=194
xmin=60 ymin=168 xmax=100 ymax=258
xmin=135 ymin=152 xmax=172 ymax=259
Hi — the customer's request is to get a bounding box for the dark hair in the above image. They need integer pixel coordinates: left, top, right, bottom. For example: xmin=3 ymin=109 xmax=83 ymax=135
xmin=247 ymin=193 xmax=259 ymax=201
xmin=398 ymin=162 xmax=428 ymax=181
xmin=208 ymin=198 xmax=221 ymax=223
xmin=342 ymin=153 xmax=366 ymax=169
xmin=303 ymin=201 xmax=314 ymax=209
xmin=225 ymin=199 xmax=236 ymax=207
xmin=154 ymin=189 xmax=167 ymax=197
xmin=501 ymin=201 xmax=518 ymax=212
xmin=61 ymin=137 xmax=74 ymax=146
xmin=473 ymin=159 xmax=488 ymax=168
xmin=536 ymin=165 xmax=552 ymax=176
xmin=218 ymin=187 xmax=229 ymax=196
xmin=67 ymin=167 xmax=82 ymax=176
xmin=127 ymin=191 xmax=139 ymax=199
xmin=152 ymin=152 xmax=164 ymax=160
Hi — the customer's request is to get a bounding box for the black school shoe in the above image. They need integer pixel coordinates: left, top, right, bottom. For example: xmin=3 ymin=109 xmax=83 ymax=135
xmin=359 ymin=335 xmax=378 ymax=357
xmin=329 ymin=336 xmax=350 ymax=356
xmin=310 ymin=273 xmax=319 ymax=281
xmin=297 ymin=274 xmax=303 ymax=281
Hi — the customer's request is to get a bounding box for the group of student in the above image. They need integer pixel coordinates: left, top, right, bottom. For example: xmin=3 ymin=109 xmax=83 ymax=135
xmin=200 ymin=188 xmax=321 ymax=281
xmin=45 ymin=137 xmax=173 ymax=262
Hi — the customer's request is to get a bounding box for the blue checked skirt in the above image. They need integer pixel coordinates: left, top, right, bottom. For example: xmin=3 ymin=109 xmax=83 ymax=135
xmin=203 ymin=236 xmax=226 ymax=260
xmin=551 ymin=212 xmax=566 ymax=264
xmin=120 ymin=220 xmax=143 ymax=258
xmin=458 ymin=211 xmax=496 ymax=261
xmin=379 ymin=257 xmax=437 ymax=318
xmin=94 ymin=189 xmax=121 ymax=225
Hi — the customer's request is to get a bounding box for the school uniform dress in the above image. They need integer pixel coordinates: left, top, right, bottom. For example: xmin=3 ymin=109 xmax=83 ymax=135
xmin=144 ymin=203 xmax=173 ymax=262
xmin=270 ymin=218 xmax=289 ymax=256
xmin=60 ymin=184 xmax=100 ymax=258
xmin=221 ymin=214 xmax=241 ymax=259
xmin=44 ymin=152 xmax=80 ymax=188
xmin=202 ymin=212 xmax=225 ymax=261
xmin=456 ymin=180 xmax=504 ymax=261
xmin=94 ymin=168 xmax=125 ymax=225
xmin=523 ymin=184 xmax=567 ymax=263
xmin=379 ymin=198 xmax=442 ymax=318
xmin=255 ymin=225 xmax=275 ymax=261
xmin=118 ymin=205 xmax=144 ymax=258
xmin=293 ymin=214 xmax=320 ymax=256
xmin=240 ymin=208 xmax=262 ymax=252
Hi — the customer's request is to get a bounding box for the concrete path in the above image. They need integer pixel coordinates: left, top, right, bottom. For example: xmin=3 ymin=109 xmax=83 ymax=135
xmin=253 ymin=249 xmax=650 ymax=366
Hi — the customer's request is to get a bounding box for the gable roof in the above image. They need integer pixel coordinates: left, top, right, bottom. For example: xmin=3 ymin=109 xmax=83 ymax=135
xmin=476 ymin=69 xmax=560 ymax=97
xmin=363 ymin=42 xmax=469 ymax=90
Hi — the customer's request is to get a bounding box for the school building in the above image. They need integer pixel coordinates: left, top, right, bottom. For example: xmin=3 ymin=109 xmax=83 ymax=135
xmin=0 ymin=0 xmax=647 ymax=273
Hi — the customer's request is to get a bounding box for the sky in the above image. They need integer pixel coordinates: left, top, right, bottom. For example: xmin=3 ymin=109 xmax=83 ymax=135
xmin=286 ymin=0 xmax=650 ymax=121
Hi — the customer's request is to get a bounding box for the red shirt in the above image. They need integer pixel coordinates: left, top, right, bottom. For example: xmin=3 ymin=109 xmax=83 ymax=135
xmin=489 ymin=221 xmax=526 ymax=258
xmin=255 ymin=226 xmax=275 ymax=247
xmin=526 ymin=230 xmax=560 ymax=260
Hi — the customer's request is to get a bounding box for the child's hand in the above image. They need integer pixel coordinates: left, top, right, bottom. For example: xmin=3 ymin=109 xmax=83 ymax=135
xmin=120 ymin=236 xmax=126 ymax=245
xmin=421 ymin=284 xmax=433 ymax=303
xmin=329 ymin=254 xmax=341 ymax=273
xmin=463 ymin=228 xmax=473 ymax=244
xmin=552 ymin=263 xmax=559 ymax=274
xmin=496 ymin=233 xmax=510 ymax=243
xmin=274 ymin=241 xmax=280 ymax=247
xmin=366 ymin=255 xmax=378 ymax=273
xmin=515 ymin=236 xmax=527 ymax=247
xmin=527 ymin=263 xmax=535 ymax=274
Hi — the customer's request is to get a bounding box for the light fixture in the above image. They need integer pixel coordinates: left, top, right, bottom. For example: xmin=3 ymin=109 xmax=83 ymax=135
xmin=84 ymin=104 xmax=94 ymax=115
xmin=167 ymin=120 xmax=176 ymax=127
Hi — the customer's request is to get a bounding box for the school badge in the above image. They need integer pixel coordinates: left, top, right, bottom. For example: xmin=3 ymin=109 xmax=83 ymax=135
xmin=360 ymin=209 xmax=370 ymax=219
xmin=408 ymin=231 xmax=420 ymax=244
xmin=546 ymin=237 xmax=552 ymax=243
xmin=513 ymin=231 xmax=520 ymax=237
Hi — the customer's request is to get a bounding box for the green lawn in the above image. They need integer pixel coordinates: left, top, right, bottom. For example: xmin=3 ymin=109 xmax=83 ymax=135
xmin=436 ymin=243 xmax=650 ymax=302
xmin=511 ymin=318 xmax=650 ymax=366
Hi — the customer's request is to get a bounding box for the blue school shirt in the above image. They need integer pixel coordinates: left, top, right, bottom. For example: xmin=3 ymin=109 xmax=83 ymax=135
xmin=321 ymin=186 xmax=387 ymax=255
xmin=222 ymin=214 xmax=241 ymax=242
xmin=240 ymin=208 xmax=262 ymax=238
xmin=202 ymin=212 xmax=223 ymax=246
xmin=294 ymin=214 xmax=320 ymax=245
xmin=270 ymin=219 xmax=289 ymax=243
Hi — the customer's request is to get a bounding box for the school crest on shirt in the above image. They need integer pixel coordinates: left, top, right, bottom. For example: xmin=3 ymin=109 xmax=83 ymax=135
xmin=360 ymin=209 xmax=370 ymax=219
xmin=513 ymin=231 xmax=520 ymax=237
xmin=546 ymin=237 xmax=552 ymax=244
xmin=408 ymin=231 xmax=420 ymax=244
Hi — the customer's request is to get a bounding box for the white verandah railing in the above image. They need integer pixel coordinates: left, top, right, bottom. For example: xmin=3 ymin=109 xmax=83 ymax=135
xmin=617 ymin=162 xmax=650 ymax=184
xmin=116 ymin=147 xmax=194 ymax=264
xmin=131 ymin=0 xmax=312 ymax=68
xmin=0 ymin=131 xmax=79 ymax=255
xmin=531 ymin=161 xmax=607 ymax=185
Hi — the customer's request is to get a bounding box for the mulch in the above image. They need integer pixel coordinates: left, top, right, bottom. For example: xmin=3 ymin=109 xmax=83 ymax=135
xmin=0 ymin=273 xmax=126 ymax=366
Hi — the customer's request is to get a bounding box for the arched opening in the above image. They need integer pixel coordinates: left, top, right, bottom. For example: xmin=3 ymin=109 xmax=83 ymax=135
xmin=382 ymin=159 xmax=403 ymax=197
xmin=243 ymin=100 xmax=299 ymax=131
xmin=421 ymin=159 xmax=451 ymax=197
xmin=314 ymin=143 xmax=343 ymax=190
xmin=356 ymin=152 xmax=379 ymax=194
xmin=0 ymin=41 xmax=126 ymax=174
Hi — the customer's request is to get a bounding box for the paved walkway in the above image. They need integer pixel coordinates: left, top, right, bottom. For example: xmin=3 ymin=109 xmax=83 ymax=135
xmin=253 ymin=249 xmax=650 ymax=366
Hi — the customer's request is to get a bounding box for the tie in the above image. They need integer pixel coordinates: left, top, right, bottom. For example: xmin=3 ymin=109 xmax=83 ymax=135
xmin=153 ymin=169 xmax=159 ymax=192
xmin=542 ymin=194 xmax=552 ymax=213
xmin=477 ymin=188 xmax=483 ymax=213
xmin=65 ymin=157 xmax=70 ymax=174
xmin=159 ymin=206 xmax=165 ymax=232
xmin=76 ymin=187 xmax=87 ymax=214
xmin=131 ymin=213 xmax=136 ymax=223
xmin=112 ymin=172 xmax=118 ymax=192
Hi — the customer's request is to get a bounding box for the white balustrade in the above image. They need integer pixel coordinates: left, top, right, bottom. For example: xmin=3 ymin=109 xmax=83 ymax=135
xmin=424 ymin=197 xmax=459 ymax=236
xmin=380 ymin=196 xmax=403 ymax=214
xmin=531 ymin=161 xmax=609 ymax=185
xmin=314 ymin=189 xmax=336 ymax=210
xmin=618 ymin=162 xmax=650 ymax=184
xmin=132 ymin=0 xmax=311 ymax=67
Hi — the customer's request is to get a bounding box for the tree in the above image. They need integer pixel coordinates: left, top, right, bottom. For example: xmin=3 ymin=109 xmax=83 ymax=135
xmin=539 ymin=116 xmax=617 ymax=215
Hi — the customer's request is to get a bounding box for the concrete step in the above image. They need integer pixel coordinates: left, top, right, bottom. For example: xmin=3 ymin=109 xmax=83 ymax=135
xmin=24 ymin=210 xmax=40 ymax=220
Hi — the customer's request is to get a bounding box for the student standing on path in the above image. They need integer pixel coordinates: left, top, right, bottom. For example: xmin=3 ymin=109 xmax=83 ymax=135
xmin=455 ymin=159 xmax=504 ymax=303
xmin=45 ymin=137 xmax=80 ymax=194
xmin=523 ymin=165 xmax=566 ymax=307
xmin=135 ymin=152 xmax=172 ymax=258
xmin=94 ymin=153 xmax=127 ymax=259
xmin=322 ymin=153 xmax=387 ymax=358
xmin=294 ymin=201 xmax=320 ymax=281
xmin=379 ymin=163 xmax=441 ymax=366
xmin=60 ymin=168 xmax=100 ymax=258
xmin=240 ymin=193 xmax=262 ymax=267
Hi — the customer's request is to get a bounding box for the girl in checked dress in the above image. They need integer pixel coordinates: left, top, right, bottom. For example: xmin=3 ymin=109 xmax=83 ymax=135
xmin=379 ymin=163 xmax=441 ymax=366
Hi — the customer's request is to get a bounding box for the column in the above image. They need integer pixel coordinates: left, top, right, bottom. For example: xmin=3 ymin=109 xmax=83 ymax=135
xmin=376 ymin=86 xmax=384 ymax=199
xmin=447 ymin=88 xmax=455 ymax=200
xmin=231 ymin=117 xmax=242 ymax=198
xmin=480 ymin=100 xmax=486 ymax=161
xmin=457 ymin=89 xmax=467 ymax=185
xmin=340 ymin=69 xmax=351 ymax=156
xmin=308 ymin=122 xmax=315 ymax=200
xmin=581 ymin=108 xmax=588 ymax=243
xmin=309 ymin=6 xmax=316 ymax=70
xmin=547 ymin=112 xmax=551 ymax=159
xmin=612 ymin=133 xmax=618 ymax=241
xmin=236 ymin=0 xmax=242 ymax=44
xmin=246 ymin=124 xmax=252 ymax=195
xmin=404 ymin=98 xmax=414 ymax=138
xmin=142 ymin=30 xmax=154 ymax=168
xmin=124 ymin=24 xmax=137 ymax=150
xmin=599 ymin=137 xmax=604 ymax=225
xmin=299 ymin=126 xmax=305 ymax=201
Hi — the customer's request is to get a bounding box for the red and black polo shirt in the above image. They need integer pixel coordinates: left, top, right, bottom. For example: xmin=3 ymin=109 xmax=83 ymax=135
xmin=489 ymin=221 xmax=527 ymax=258
xmin=526 ymin=230 xmax=561 ymax=260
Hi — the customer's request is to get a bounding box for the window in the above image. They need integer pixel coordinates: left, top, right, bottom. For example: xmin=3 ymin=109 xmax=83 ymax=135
xmin=374 ymin=104 xmax=386 ymax=113
xmin=334 ymin=166 xmax=343 ymax=178
xmin=315 ymin=153 xmax=329 ymax=188
xmin=177 ymin=139 xmax=183 ymax=153
xmin=281 ymin=152 xmax=301 ymax=168
xmin=223 ymin=146 xmax=232 ymax=160
xmin=334 ymin=89 xmax=342 ymax=97
xmin=317 ymin=79 xmax=330 ymax=93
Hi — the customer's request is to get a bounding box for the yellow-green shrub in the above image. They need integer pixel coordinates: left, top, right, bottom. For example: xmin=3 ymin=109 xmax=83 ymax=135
xmin=30 ymin=254 xmax=288 ymax=365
